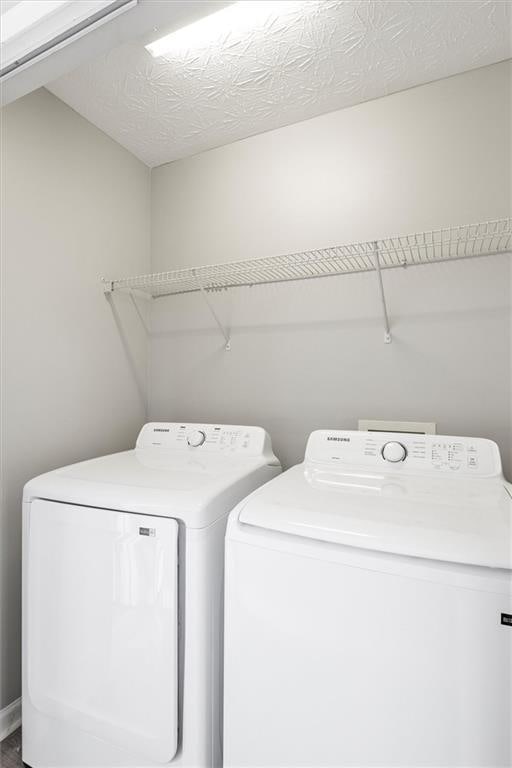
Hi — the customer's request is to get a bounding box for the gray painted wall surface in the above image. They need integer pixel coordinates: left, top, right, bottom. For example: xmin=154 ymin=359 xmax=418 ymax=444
xmin=0 ymin=60 xmax=510 ymax=718
xmin=150 ymin=62 xmax=511 ymax=474
xmin=0 ymin=89 xmax=150 ymax=710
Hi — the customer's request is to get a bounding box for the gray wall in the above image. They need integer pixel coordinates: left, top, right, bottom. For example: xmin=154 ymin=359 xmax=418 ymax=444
xmin=0 ymin=89 xmax=150 ymax=710
xmin=150 ymin=62 xmax=511 ymax=474
xmin=1 ymin=59 xmax=510 ymax=717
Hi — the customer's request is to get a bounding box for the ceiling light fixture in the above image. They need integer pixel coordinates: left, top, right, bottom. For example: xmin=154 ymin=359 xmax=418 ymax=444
xmin=145 ymin=0 xmax=297 ymax=58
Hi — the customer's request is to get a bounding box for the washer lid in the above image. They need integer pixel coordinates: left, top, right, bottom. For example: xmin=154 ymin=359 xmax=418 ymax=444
xmin=238 ymin=432 xmax=512 ymax=570
xmin=24 ymin=423 xmax=278 ymax=528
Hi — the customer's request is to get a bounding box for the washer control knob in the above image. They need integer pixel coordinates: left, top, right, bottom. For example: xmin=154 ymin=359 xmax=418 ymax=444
xmin=382 ymin=441 xmax=407 ymax=463
xmin=187 ymin=429 xmax=206 ymax=447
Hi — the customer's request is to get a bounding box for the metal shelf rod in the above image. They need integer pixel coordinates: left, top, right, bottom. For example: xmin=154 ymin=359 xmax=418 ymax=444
xmin=372 ymin=241 xmax=391 ymax=344
xmin=194 ymin=271 xmax=231 ymax=351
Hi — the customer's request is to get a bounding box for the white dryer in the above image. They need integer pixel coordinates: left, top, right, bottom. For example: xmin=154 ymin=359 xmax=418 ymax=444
xmin=224 ymin=429 xmax=512 ymax=768
xmin=22 ymin=422 xmax=280 ymax=768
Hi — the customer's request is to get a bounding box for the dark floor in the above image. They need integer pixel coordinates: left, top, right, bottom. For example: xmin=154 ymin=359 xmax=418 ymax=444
xmin=0 ymin=728 xmax=22 ymax=768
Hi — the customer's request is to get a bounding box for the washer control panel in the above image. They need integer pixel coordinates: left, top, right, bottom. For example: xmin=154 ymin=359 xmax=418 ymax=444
xmin=305 ymin=430 xmax=502 ymax=477
xmin=136 ymin=422 xmax=270 ymax=456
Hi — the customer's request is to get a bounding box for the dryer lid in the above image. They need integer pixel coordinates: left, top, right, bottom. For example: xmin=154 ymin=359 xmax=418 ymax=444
xmin=24 ymin=423 xmax=279 ymax=528
xmin=238 ymin=431 xmax=512 ymax=570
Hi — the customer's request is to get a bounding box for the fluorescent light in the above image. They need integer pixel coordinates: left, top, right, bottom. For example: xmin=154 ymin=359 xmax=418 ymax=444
xmin=145 ymin=1 xmax=297 ymax=58
xmin=1 ymin=1 xmax=70 ymax=44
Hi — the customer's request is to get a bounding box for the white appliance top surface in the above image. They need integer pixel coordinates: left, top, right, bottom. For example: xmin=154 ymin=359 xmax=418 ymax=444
xmin=238 ymin=430 xmax=512 ymax=570
xmin=24 ymin=423 xmax=278 ymax=527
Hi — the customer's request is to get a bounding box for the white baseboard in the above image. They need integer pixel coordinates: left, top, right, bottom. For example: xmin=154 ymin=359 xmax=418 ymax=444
xmin=0 ymin=697 xmax=21 ymax=741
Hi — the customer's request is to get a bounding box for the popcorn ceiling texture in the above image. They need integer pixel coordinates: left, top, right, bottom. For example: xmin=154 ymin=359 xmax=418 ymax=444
xmin=47 ymin=0 xmax=511 ymax=167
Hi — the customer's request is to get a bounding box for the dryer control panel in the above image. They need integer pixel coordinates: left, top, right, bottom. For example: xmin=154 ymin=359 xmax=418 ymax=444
xmin=305 ymin=430 xmax=502 ymax=477
xmin=136 ymin=422 xmax=274 ymax=458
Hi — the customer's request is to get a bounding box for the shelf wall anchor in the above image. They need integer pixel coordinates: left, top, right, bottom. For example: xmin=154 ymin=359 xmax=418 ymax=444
xmin=194 ymin=272 xmax=231 ymax=351
xmin=372 ymin=241 xmax=392 ymax=344
xmin=101 ymin=278 xmax=114 ymax=294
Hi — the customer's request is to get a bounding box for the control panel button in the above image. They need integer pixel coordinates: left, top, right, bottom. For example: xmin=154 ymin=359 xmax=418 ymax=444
xmin=187 ymin=429 xmax=206 ymax=447
xmin=382 ymin=441 xmax=407 ymax=463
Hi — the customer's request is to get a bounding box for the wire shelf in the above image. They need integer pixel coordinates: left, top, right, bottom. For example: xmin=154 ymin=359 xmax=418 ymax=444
xmin=104 ymin=218 xmax=511 ymax=299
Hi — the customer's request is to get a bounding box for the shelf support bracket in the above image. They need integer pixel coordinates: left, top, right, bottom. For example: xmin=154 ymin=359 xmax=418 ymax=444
xmin=193 ymin=271 xmax=231 ymax=351
xmin=372 ymin=241 xmax=392 ymax=344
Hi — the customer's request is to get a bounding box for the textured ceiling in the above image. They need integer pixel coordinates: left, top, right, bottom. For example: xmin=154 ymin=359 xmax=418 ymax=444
xmin=47 ymin=0 xmax=511 ymax=167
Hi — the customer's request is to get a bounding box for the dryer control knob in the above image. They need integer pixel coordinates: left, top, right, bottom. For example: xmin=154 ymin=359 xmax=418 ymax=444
xmin=187 ymin=429 xmax=206 ymax=447
xmin=382 ymin=441 xmax=407 ymax=463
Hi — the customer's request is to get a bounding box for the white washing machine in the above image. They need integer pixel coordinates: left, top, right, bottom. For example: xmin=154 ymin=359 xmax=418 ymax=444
xmin=22 ymin=422 xmax=280 ymax=768
xmin=224 ymin=429 xmax=512 ymax=768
